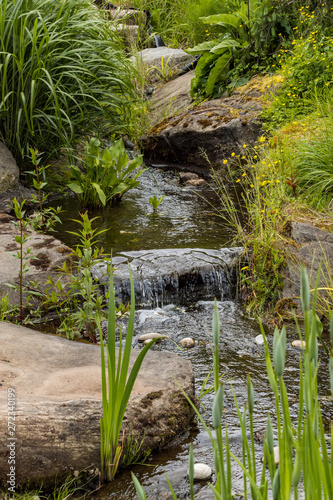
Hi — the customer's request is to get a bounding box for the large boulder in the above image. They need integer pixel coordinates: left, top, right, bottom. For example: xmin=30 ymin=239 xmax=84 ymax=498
xmin=0 ymin=142 xmax=34 ymax=212
xmin=281 ymin=221 xmax=333 ymax=311
xmin=142 ymin=74 xmax=283 ymax=174
xmin=0 ymin=323 xmax=195 ymax=489
xmin=0 ymin=219 xmax=72 ymax=305
xmin=148 ymin=70 xmax=194 ymax=128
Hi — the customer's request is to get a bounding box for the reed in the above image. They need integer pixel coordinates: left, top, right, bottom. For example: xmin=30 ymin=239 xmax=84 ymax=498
xmin=98 ymin=263 xmax=158 ymax=481
xmin=132 ymin=269 xmax=333 ymax=498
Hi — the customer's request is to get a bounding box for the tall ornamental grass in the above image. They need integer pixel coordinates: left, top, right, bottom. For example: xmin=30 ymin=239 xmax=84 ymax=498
xmin=0 ymin=0 xmax=135 ymax=164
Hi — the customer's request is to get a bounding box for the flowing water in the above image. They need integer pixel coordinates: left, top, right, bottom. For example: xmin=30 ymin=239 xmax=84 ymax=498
xmin=48 ymin=168 xmax=233 ymax=253
xmin=90 ymin=301 xmax=332 ymax=500
xmin=49 ymin=167 xmax=332 ymax=499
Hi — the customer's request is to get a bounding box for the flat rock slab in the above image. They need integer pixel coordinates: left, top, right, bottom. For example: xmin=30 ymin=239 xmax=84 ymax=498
xmin=93 ymin=247 xmax=242 ymax=308
xmin=142 ymin=74 xmax=283 ymax=173
xmin=281 ymin=221 xmax=333 ymax=312
xmin=0 ymin=221 xmax=72 ymax=305
xmin=131 ymin=47 xmax=193 ymax=76
xmin=0 ymin=323 xmax=195 ymax=488
xmin=148 ymin=71 xmax=194 ymax=128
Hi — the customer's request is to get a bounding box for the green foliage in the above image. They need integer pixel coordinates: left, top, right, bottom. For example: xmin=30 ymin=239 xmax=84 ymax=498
xmin=189 ymin=0 xmax=289 ymax=99
xmin=98 ymin=263 xmax=158 ymax=481
xmin=148 ymin=194 xmax=165 ymax=213
xmin=44 ymin=212 xmax=110 ymax=341
xmin=26 ymin=149 xmax=63 ymax=232
xmin=68 ymin=138 xmax=145 ymax=209
xmin=264 ymin=33 xmax=333 ymax=126
xmin=7 ymin=198 xmax=40 ymax=323
xmin=293 ymin=131 xmax=333 ymax=198
xmin=0 ymin=0 xmax=135 ymax=164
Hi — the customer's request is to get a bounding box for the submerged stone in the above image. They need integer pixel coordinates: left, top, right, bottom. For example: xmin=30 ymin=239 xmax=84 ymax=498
xmin=180 ymin=337 xmax=195 ymax=348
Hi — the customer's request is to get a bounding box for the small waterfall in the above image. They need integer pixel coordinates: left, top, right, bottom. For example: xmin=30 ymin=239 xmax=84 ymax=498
xmin=92 ymin=247 xmax=242 ymax=308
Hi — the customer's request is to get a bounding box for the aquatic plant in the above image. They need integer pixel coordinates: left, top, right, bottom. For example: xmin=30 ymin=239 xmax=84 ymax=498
xmin=97 ymin=262 xmax=159 ymax=481
xmin=148 ymin=194 xmax=165 ymax=213
xmin=133 ymin=269 xmax=333 ymax=498
xmin=68 ymin=138 xmax=145 ymax=209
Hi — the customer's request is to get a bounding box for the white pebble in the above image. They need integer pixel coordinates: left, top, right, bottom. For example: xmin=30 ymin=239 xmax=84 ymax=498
xmin=138 ymin=333 xmax=169 ymax=342
xmin=255 ymin=334 xmax=264 ymax=345
xmin=191 ymin=463 xmax=213 ymax=480
xmin=180 ymin=337 xmax=195 ymax=348
xmin=274 ymin=446 xmax=279 ymax=465
xmin=292 ymin=340 xmax=306 ymax=349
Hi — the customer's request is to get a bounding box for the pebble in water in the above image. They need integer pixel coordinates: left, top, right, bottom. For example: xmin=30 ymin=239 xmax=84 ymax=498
xmin=138 ymin=333 xmax=169 ymax=342
xmin=180 ymin=337 xmax=195 ymax=348
xmin=255 ymin=334 xmax=264 ymax=345
xmin=291 ymin=340 xmax=306 ymax=349
xmin=191 ymin=463 xmax=213 ymax=481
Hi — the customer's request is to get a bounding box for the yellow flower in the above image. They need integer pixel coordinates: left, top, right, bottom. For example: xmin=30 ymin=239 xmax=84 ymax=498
xmin=253 ymin=155 xmax=257 ymax=159
xmin=223 ymin=159 xmax=228 ymax=164
xmin=276 ymin=180 xmax=280 ymax=183
xmin=258 ymin=136 xmax=266 ymax=142
xmin=250 ymin=184 xmax=254 ymax=188
xmin=242 ymin=172 xmax=246 ymax=177
xmin=231 ymin=152 xmax=235 ymax=157
xmin=236 ymin=179 xmax=240 ymax=183
xmin=240 ymin=266 xmax=249 ymax=271
xmin=243 ymin=144 xmax=247 ymax=148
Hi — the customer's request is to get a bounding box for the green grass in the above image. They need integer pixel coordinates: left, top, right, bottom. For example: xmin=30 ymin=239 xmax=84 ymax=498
xmin=0 ymin=0 xmax=135 ymax=165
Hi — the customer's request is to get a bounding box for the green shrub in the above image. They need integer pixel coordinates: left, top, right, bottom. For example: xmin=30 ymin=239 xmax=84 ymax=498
xmin=188 ymin=0 xmax=291 ymax=99
xmin=264 ymin=33 xmax=333 ymax=126
xmin=68 ymin=138 xmax=145 ymax=209
xmin=0 ymin=0 xmax=135 ymax=165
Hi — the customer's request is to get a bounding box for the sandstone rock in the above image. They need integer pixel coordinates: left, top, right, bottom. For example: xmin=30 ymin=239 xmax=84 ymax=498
xmin=131 ymin=47 xmax=193 ymax=76
xmin=0 ymin=323 xmax=196 ymax=488
xmin=282 ymin=221 xmax=333 ymax=311
xmin=179 ymin=172 xmax=200 ymax=183
xmin=138 ymin=332 xmax=169 ymax=342
xmin=148 ymin=71 xmax=194 ymax=128
xmin=0 ymin=143 xmax=35 ymax=212
xmin=192 ymin=463 xmax=213 ymax=480
xmin=94 ymin=0 xmax=146 ymax=25
xmin=143 ymin=74 xmax=283 ymax=173
xmin=180 ymin=337 xmax=195 ymax=348
xmin=0 ymin=222 xmax=72 ymax=305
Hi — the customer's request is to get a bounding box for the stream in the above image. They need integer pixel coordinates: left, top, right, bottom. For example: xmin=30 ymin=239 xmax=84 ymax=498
xmin=50 ymin=167 xmax=332 ymax=499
